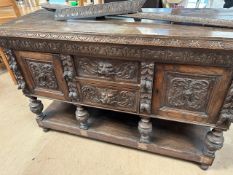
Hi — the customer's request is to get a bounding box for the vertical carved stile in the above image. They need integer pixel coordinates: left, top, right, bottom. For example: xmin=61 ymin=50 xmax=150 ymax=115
xmin=59 ymin=54 xmax=79 ymax=101
xmin=3 ymin=48 xmax=28 ymax=94
xmin=140 ymin=62 xmax=155 ymax=114
xmin=217 ymin=80 xmax=233 ymax=128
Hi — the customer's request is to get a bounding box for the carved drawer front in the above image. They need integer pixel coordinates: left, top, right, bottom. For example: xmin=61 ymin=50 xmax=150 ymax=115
xmin=78 ymin=81 xmax=139 ymax=113
xmin=74 ymin=57 xmax=139 ymax=83
xmin=152 ymin=64 xmax=232 ymax=124
xmin=15 ymin=51 xmax=69 ymax=100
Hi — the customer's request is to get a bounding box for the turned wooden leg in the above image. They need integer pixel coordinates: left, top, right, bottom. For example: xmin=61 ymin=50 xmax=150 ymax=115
xmin=138 ymin=117 xmax=152 ymax=143
xmin=75 ymin=105 xmax=89 ymax=130
xmin=29 ymin=96 xmax=49 ymax=132
xmin=29 ymin=96 xmax=44 ymax=119
xmin=202 ymin=128 xmax=224 ymax=170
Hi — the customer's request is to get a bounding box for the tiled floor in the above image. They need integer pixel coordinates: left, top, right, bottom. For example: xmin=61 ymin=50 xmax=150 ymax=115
xmin=0 ymin=72 xmax=233 ymax=175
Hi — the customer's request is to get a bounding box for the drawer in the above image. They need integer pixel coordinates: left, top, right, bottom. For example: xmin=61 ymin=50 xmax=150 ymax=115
xmin=74 ymin=57 xmax=139 ymax=84
xmin=152 ymin=64 xmax=233 ymax=124
xmin=78 ymin=80 xmax=139 ymax=113
xmin=15 ymin=51 xmax=69 ymax=100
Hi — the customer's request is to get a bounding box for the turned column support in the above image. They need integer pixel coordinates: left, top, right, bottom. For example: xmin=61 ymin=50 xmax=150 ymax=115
xmin=138 ymin=117 xmax=152 ymax=143
xmin=29 ymin=96 xmax=49 ymax=132
xmin=201 ymin=128 xmax=224 ymax=170
xmin=29 ymin=96 xmax=44 ymax=119
xmin=75 ymin=105 xmax=89 ymax=130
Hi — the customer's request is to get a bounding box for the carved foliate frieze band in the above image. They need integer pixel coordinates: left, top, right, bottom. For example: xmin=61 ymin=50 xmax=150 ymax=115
xmin=3 ymin=48 xmax=27 ymax=92
xmin=1 ymin=30 xmax=233 ymax=50
xmin=76 ymin=57 xmax=138 ymax=82
xmin=59 ymin=54 xmax=79 ymax=101
xmin=27 ymin=61 xmax=58 ymax=90
xmin=1 ymin=38 xmax=233 ymax=67
xmin=217 ymin=80 xmax=233 ymax=128
xmin=81 ymin=84 xmax=137 ymax=112
xmin=140 ymin=62 xmax=154 ymax=114
xmin=165 ymin=73 xmax=215 ymax=112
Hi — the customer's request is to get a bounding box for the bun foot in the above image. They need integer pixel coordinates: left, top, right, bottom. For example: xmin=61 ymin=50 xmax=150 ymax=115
xmin=200 ymin=164 xmax=209 ymax=170
xmin=42 ymin=128 xmax=50 ymax=132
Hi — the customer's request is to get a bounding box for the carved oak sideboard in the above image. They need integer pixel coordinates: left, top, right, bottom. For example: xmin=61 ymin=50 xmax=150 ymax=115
xmin=1 ymin=9 xmax=233 ymax=170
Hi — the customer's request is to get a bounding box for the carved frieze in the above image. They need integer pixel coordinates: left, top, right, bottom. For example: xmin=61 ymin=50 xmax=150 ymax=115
xmin=27 ymin=61 xmax=58 ymax=90
xmin=1 ymin=30 xmax=233 ymax=50
xmin=166 ymin=73 xmax=214 ymax=112
xmin=76 ymin=58 xmax=138 ymax=82
xmin=3 ymin=49 xmax=27 ymax=92
xmin=59 ymin=54 xmax=79 ymax=101
xmin=1 ymin=38 xmax=233 ymax=67
xmin=140 ymin=62 xmax=155 ymax=114
xmin=81 ymin=84 xmax=137 ymax=112
xmin=217 ymin=80 xmax=233 ymax=128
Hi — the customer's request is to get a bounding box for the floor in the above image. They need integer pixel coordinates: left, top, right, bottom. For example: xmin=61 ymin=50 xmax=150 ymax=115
xmin=0 ymin=72 xmax=233 ymax=175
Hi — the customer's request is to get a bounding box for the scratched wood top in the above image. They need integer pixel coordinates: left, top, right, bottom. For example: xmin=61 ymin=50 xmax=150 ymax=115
xmin=0 ymin=8 xmax=233 ymax=41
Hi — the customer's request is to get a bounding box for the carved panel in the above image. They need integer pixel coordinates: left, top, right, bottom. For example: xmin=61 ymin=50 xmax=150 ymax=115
xmin=140 ymin=62 xmax=155 ymax=114
xmin=165 ymin=73 xmax=215 ymax=112
xmin=59 ymin=54 xmax=79 ymax=102
xmin=76 ymin=57 xmax=138 ymax=82
xmin=1 ymin=39 xmax=233 ymax=67
xmin=27 ymin=61 xmax=58 ymax=90
xmin=81 ymin=84 xmax=138 ymax=112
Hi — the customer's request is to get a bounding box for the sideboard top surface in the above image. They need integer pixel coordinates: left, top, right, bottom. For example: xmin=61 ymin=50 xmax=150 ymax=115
xmin=0 ymin=9 xmax=233 ymax=50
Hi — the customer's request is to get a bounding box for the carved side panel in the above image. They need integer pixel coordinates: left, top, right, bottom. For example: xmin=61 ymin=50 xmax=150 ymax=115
xmin=166 ymin=73 xmax=214 ymax=112
xmin=27 ymin=61 xmax=58 ymax=90
xmin=217 ymin=80 xmax=233 ymax=128
xmin=76 ymin=57 xmax=139 ymax=83
xmin=81 ymin=84 xmax=138 ymax=112
xmin=3 ymin=49 xmax=28 ymax=93
xmin=140 ymin=62 xmax=155 ymax=114
xmin=60 ymin=54 xmax=79 ymax=102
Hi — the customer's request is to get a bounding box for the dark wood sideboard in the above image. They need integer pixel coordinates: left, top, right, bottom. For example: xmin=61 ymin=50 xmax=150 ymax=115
xmin=0 ymin=9 xmax=233 ymax=170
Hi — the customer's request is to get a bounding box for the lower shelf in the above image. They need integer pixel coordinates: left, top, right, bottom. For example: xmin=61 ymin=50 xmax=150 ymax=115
xmin=37 ymin=101 xmax=213 ymax=166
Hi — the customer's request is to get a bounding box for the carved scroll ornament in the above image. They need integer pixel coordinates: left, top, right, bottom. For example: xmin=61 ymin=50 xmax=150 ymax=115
xmin=60 ymin=54 xmax=79 ymax=101
xmin=217 ymin=80 xmax=233 ymax=127
xmin=3 ymin=49 xmax=27 ymax=92
xmin=140 ymin=62 xmax=155 ymax=114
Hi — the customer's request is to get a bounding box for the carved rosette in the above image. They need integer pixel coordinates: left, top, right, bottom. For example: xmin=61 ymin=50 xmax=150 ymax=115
xmin=3 ymin=48 xmax=28 ymax=93
xmin=217 ymin=80 xmax=233 ymax=128
xmin=140 ymin=62 xmax=155 ymax=114
xmin=60 ymin=54 xmax=79 ymax=101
